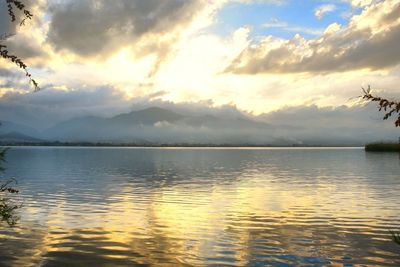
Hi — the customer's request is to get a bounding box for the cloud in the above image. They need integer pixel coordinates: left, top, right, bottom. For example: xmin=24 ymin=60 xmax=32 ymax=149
xmin=3 ymin=33 xmax=47 ymax=60
xmin=233 ymin=0 xmax=286 ymax=4
xmin=314 ymin=4 xmax=336 ymax=20
xmin=46 ymin=0 xmax=208 ymax=58
xmin=34 ymin=0 xmax=228 ymax=79
xmin=227 ymin=0 xmax=400 ymax=74
xmin=263 ymin=19 xmax=323 ymax=35
xmin=1 ymin=0 xmax=51 ymax=82
xmin=349 ymin=0 xmax=381 ymax=7
xmin=0 ymin=68 xmax=15 ymax=78
xmin=0 ymin=85 xmax=132 ymax=128
xmin=258 ymin=103 xmax=400 ymax=145
xmin=0 ymin=0 xmax=37 ymax=35
xmin=0 ymin=86 xmax=399 ymax=145
xmin=1 ymin=0 xmax=399 ymax=122
xmin=0 ymin=2 xmax=11 ymax=36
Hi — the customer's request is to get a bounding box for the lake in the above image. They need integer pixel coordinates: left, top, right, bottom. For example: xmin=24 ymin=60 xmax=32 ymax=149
xmin=0 ymin=147 xmax=399 ymax=266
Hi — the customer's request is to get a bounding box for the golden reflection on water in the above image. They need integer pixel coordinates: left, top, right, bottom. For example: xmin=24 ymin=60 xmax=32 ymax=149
xmin=4 ymin=174 xmax=397 ymax=266
xmin=0 ymin=148 xmax=400 ymax=266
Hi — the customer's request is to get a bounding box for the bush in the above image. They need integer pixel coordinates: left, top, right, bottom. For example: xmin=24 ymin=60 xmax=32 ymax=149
xmin=0 ymin=148 xmax=20 ymax=226
xmin=365 ymin=143 xmax=400 ymax=152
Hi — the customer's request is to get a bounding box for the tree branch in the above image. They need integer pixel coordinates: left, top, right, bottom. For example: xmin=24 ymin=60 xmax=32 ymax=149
xmin=1 ymin=0 xmax=39 ymax=91
xmin=361 ymin=85 xmax=400 ymax=127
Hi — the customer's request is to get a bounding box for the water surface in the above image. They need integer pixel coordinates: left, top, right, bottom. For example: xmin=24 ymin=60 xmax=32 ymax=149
xmin=0 ymin=147 xmax=399 ymax=266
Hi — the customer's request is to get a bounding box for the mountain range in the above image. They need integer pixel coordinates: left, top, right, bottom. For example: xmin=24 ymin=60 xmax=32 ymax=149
xmin=0 ymin=106 xmax=398 ymax=146
xmin=0 ymin=107 xmax=277 ymax=145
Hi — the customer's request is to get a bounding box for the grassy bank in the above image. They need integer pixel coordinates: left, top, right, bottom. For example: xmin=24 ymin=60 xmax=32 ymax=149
xmin=365 ymin=143 xmax=400 ymax=152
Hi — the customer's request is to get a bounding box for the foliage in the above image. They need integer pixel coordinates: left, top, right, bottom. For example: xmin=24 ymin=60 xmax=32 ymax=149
xmin=361 ymin=85 xmax=400 ymax=127
xmin=0 ymin=0 xmax=38 ymax=90
xmin=0 ymin=0 xmax=34 ymax=227
xmin=361 ymin=86 xmax=400 ymax=246
xmin=0 ymin=148 xmax=7 ymax=172
xmin=391 ymin=231 xmax=400 ymax=246
xmin=5 ymin=0 xmax=33 ymax=26
xmin=365 ymin=143 xmax=400 ymax=152
xmin=0 ymin=148 xmax=20 ymax=226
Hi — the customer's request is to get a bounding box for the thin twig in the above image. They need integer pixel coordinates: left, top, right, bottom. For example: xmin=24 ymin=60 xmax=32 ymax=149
xmin=360 ymin=85 xmax=400 ymax=127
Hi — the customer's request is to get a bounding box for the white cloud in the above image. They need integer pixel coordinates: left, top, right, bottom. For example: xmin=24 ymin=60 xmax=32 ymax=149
xmin=314 ymin=4 xmax=336 ymax=20
xmin=227 ymin=0 xmax=400 ymax=74
xmin=348 ymin=0 xmax=381 ymax=7
xmin=1 ymin=0 xmax=400 ymax=122
xmin=263 ymin=19 xmax=324 ymax=35
xmin=232 ymin=0 xmax=286 ymax=5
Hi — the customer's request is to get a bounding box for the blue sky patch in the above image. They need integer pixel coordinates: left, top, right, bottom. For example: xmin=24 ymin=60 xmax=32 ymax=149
xmin=211 ymin=1 xmax=362 ymax=40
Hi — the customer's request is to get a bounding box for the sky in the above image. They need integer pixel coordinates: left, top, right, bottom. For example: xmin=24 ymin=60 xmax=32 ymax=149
xmin=0 ymin=0 xmax=400 ymax=132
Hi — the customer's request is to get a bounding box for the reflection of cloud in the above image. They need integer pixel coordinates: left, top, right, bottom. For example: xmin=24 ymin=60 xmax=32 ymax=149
xmin=1 ymin=148 xmax=400 ymax=265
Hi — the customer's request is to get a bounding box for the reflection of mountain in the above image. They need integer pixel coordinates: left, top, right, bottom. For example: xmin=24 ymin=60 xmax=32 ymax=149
xmin=43 ymin=107 xmax=274 ymax=144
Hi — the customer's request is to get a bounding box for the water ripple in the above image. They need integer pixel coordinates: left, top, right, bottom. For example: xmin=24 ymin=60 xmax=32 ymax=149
xmin=0 ymin=147 xmax=399 ymax=266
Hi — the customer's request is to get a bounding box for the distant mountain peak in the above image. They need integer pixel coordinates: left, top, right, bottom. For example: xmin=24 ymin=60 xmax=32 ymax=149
xmin=112 ymin=106 xmax=184 ymax=125
xmin=41 ymin=105 xmax=275 ymax=143
xmin=0 ymin=131 xmax=44 ymax=143
xmin=139 ymin=106 xmax=173 ymax=113
xmin=0 ymin=120 xmax=40 ymax=138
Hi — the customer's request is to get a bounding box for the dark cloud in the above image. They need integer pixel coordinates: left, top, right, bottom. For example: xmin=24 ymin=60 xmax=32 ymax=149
xmin=0 ymin=0 xmax=37 ymax=35
xmin=0 ymin=85 xmax=132 ymax=128
xmin=47 ymin=0 xmax=205 ymax=57
xmin=0 ymin=1 xmax=11 ymax=36
xmin=1 ymin=0 xmax=47 ymax=67
xmin=0 ymin=1 xmax=20 ymax=35
xmin=0 ymin=67 xmax=14 ymax=77
xmin=3 ymin=34 xmax=47 ymax=60
xmin=227 ymin=0 xmax=400 ymax=74
xmin=0 ymin=67 xmax=33 ymax=89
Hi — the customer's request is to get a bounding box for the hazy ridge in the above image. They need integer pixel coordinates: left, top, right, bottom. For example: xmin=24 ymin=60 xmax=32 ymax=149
xmin=0 ymin=106 xmax=398 ymax=146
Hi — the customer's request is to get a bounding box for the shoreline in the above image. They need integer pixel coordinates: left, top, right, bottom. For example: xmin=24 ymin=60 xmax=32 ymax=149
xmin=0 ymin=142 xmax=364 ymax=149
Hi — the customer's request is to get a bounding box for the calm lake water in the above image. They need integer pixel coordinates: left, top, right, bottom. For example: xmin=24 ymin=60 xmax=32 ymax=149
xmin=0 ymin=147 xmax=399 ymax=266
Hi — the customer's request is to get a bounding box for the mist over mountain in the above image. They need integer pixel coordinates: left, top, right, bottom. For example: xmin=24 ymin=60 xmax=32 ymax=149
xmin=0 ymin=132 xmax=44 ymax=143
xmin=0 ymin=104 xmax=398 ymax=146
xmin=0 ymin=121 xmax=41 ymax=138
xmin=42 ymin=107 xmax=276 ymax=145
